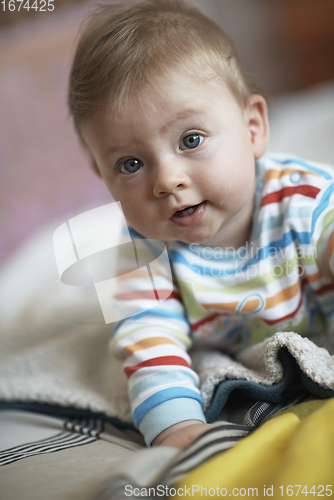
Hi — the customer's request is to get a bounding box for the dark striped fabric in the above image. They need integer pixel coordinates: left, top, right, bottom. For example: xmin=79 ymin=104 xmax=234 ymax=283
xmin=94 ymin=397 xmax=313 ymax=499
xmin=95 ymin=422 xmax=252 ymax=500
xmin=0 ymin=431 xmax=97 ymax=467
xmin=244 ymin=395 xmax=308 ymax=427
xmin=160 ymin=422 xmax=250 ymax=486
xmin=0 ymin=414 xmax=144 ymax=467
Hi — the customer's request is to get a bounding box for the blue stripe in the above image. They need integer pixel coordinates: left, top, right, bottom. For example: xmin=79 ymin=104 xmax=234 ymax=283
xmin=130 ymin=369 xmax=199 ymax=401
xmin=133 ymin=387 xmax=202 ymax=427
xmin=285 ymin=205 xmax=314 ymax=219
xmin=240 ymin=230 xmax=313 ymax=273
xmin=172 ymin=229 xmax=312 ymax=277
xmin=256 ymin=213 xmax=283 ymax=233
xmin=112 ymin=308 xmax=188 ymax=335
xmin=256 ymin=207 xmax=313 ymax=239
xmin=252 ymin=208 xmax=312 ymax=241
xmin=273 ymin=158 xmax=333 ymax=180
xmin=237 ymin=294 xmax=264 ymax=313
xmin=138 ymin=398 xmax=206 ymax=445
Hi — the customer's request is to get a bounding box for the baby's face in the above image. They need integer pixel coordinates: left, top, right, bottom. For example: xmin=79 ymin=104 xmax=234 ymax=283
xmin=83 ymin=70 xmax=268 ymax=249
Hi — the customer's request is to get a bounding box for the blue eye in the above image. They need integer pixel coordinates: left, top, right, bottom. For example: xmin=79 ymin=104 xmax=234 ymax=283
xmin=121 ymin=158 xmax=143 ymax=174
xmin=181 ymin=134 xmax=203 ymax=150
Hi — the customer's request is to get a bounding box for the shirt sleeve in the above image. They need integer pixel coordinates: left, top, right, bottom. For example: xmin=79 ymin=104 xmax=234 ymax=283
xmin=309 ymin=179 xmax=334 ymax=320
xmin=109 ymin=232 xmax=206 ymax=445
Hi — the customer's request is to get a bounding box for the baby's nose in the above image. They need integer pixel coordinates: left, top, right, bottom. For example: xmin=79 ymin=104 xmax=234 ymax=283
xmin=152 ymin=162 xmax=189 ymax=197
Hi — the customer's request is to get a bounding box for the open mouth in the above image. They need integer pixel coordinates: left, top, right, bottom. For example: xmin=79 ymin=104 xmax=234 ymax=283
xmin=173 ymin=203 xmax=202 ymax=218
xmin=170 ymin=201 xmax=206 ymax=227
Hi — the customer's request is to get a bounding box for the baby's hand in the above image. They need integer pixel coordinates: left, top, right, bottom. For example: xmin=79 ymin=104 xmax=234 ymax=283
xmin=151 ymin=420 xmax=211 ymax=449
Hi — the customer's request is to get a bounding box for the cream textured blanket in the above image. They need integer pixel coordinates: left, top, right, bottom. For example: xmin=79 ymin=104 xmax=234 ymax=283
xmin=1 ymin=226 xmax=334 ymax=425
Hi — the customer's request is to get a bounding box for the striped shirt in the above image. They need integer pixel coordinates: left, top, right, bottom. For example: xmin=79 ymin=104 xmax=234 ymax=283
xmin=110 ymin=153 xmax=334 ymax=445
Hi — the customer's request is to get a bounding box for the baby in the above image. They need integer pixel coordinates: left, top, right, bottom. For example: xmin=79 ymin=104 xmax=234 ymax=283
xmin=68 ymin=0 xmax=334 ymax=448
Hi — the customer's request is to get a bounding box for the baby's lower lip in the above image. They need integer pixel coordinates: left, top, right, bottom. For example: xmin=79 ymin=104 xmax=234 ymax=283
xmin=170 ymin=202 xmax=206 ymax=227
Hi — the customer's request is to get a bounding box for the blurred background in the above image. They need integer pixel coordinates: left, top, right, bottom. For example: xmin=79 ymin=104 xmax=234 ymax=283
xmin=1 ymin=0 xmax=334 ymax=265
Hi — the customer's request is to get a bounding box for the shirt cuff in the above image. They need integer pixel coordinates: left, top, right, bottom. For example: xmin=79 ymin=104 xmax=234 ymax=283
xmin=138 ymin=397 xmax=206 ymax=446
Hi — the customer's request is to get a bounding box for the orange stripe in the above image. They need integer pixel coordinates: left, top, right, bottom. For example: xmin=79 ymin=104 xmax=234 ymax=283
xmin=115 ymin=290 xmax=158 ymax=301
xmin=201 ymin=301 xmax=239 ymax=312
xmin=265 ymin=168 xmax=319 ymax=185
xmin=116 ymin=268 xmax=168 ymax=280
xmin=307 ymin=270 xmax=323 ymax=283
xmin=116 ymin=268 xmax=148 ymax=279
xmin=123 ymin=337 xmax=177 ymax=355
xmin=265 ymin=281 xmax=300 ymax=310
xmin=202 ymin=282 xmax=300 ymax=314
xmin=264 ymin=279 xmax=307 ymax=325
xmin=238 ymin=298 xmax=262 ymax=313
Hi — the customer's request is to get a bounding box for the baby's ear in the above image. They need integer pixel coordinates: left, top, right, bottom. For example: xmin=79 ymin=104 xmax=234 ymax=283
xmin=245 ymin=94 xmax=269 ymax=159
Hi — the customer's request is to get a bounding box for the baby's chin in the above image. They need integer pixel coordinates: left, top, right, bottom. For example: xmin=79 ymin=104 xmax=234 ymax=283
xmin=128 ymin=224 xmax=214 ymax=246
xmin=175 ymin=229 xmax=219 ymax=247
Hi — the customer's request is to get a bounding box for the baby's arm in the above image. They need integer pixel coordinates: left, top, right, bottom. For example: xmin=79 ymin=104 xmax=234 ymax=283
xmin=111 ymin=315 xmax=207 ymax=446
xmin=111 ymin=236 xmax=207 ymax=446
xmin=152 ymin=420 xmax=211 ymax=448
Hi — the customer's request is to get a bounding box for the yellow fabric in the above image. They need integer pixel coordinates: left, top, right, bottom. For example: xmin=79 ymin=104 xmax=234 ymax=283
xmin=178 ymin=399 xmax=334 ymax=497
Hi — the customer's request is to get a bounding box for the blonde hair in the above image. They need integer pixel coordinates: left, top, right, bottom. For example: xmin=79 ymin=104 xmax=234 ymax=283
xmin=68 ymin=0 xmax=261 ymax=141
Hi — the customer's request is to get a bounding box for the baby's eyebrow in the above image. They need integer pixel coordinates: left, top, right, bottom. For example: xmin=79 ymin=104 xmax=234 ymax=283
xmin=162 ymin=108 xmax=205 ymax=130
xmin=102 ymin=108 xmax=206 ymax=159
xmin=104 ymin=139 xmax=136 ymax=158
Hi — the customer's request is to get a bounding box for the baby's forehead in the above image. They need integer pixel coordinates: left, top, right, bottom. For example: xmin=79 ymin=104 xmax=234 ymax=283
xmin=105 ymin=66 xmax=237 ymax=118
xmin=82 ymin=64 xmax=247 ymax=147
xmin=85 ymin=79 xmax=243 ymax=153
